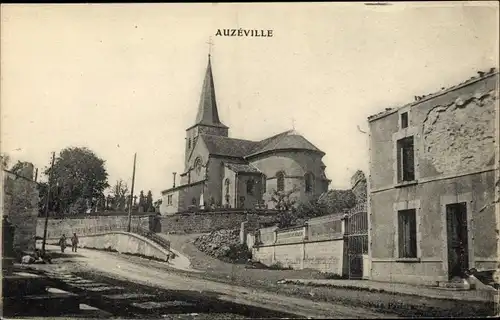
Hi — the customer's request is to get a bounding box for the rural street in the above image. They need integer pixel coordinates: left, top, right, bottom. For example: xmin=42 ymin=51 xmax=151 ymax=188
xmin=58 ymin=246 xmax=398 ymax=319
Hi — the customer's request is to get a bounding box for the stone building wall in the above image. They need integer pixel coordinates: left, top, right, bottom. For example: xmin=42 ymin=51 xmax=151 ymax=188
xmin=2 ymin=163 xmax=39 ymax=253
xmin=368 ymin=71 xmax=499 ymax=285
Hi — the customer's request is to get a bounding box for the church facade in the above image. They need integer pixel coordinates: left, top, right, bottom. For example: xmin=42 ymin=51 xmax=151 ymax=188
xmin=160 ymin=55 xmax=330 ymax=215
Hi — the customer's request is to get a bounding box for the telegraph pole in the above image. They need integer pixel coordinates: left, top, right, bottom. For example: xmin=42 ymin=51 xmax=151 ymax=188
xmin=127 ymin=153 xmax=137 ymax=232
xmin=41 ymin=152 xmax=55 ymax=255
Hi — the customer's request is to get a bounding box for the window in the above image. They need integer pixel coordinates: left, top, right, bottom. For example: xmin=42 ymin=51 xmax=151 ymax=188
xmin=276 ymin=171 xmax=285 ymax=192
xmin=194 ymin=157 xmax=202 ymax=174
xmin=262 ymin=175 xmax=267 ymax=193
xmin=304 ymin=172 xmax=314 ymax=193
xmin=246 ymin=179 xmax=254 ymax=195
xmin=398 ymin=209 xmax=417 ymax=258
xmin=224 ymin=178 xmax=230 ymax=195
xmin=192 ymin=197 xmax=197 ymax=205
xmin=397 ymin=136 xmax=415 ymax=182
xmin=188 ymin=138 xmax=191 ymax=149
xmin=401 ymin=112 xmax=408 ymax=129
xmin=167 ymin=195 xmax=173 ymax=205
xmin=239 ymin=196 xmax=245 ymax=208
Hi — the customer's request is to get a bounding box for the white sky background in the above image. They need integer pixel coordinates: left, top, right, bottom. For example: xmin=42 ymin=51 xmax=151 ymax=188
xmin=1 ymin=2 xmax=498 ymax=200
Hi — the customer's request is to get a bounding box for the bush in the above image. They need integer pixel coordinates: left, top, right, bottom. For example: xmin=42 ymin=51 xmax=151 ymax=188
xmin=224 ymin=244 xmax=252 ymax=263
xmin=321 ymin=272 xmax=345 ymax=279
xmin=268 ymin=261 xmax=293 ymax=270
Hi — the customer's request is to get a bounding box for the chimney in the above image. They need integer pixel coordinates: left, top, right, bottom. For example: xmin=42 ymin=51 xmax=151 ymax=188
xmin=172 ymin=172 xmax=177 ymax=188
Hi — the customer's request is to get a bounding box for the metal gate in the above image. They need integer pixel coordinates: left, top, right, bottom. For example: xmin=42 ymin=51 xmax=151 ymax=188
xmin=344 ymin=204 xmax=368 ymax=279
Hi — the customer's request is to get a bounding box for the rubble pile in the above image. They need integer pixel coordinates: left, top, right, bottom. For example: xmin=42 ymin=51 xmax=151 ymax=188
xmin=193 ymin=229 xmax=251 ymax=264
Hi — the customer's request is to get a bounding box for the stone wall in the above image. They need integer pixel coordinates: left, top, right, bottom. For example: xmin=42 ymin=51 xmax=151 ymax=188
xmin=66 ymin=231 xmax=170 ymax=261
xmin=36 ymin=215 xmax=151 ymax=240
xmin=36 ymin=211 xmax=279 ymax=238
xmin=251 ymin=214 xmax=345 ymax=274
xmin=2 ymin=165 xmax=39 ymax=253
xmin=160 ymin=211 xmax=279 ymax=234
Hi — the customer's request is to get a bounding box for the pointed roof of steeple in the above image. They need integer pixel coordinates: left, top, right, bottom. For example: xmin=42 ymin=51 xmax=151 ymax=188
xmin=194 ymin=54 xmax=228 ymax=128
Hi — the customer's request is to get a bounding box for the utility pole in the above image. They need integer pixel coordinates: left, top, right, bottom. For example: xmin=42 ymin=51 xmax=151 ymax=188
xmin=127 ymin=153 xmax=137 ymax=232
xmin=41 ymin=152 xmax=55 ymax=255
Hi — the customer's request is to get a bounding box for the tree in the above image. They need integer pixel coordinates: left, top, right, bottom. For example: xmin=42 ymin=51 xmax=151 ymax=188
xmin=153 ymin=199 xmax=162 ymax=212
xmin=43 ymin=147 xmax=109 ymax=215
xmin=270 ymin=186 xmax=299 ymax=212
xmin=1 ymin=153 xmax=10 ymax=169
xmin=269 ymin=186 xmax=300 ymax=228
xmin=318 ymin=189 xmax=356 ymax=213
xmin=293 ymin=197 xmax=329 ymax=220
xmin=37 ymin=182 xmax=62 ymax=217
xmin=138 ymin=190 xmax=146 ymax=211
xmin=69 ymin=197 xmax=89 ymax=215
xmin=96 ymin=193 xmax=106 ymax=212
xmin=146 ymin=190 xmax=154 ymax=212
xmin=111 ymin=179 xmax=129 ymax=211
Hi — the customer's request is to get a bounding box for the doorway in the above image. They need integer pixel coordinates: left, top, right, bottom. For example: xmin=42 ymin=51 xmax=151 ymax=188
xmin=446 ymin=202 xmax=469 ymax=279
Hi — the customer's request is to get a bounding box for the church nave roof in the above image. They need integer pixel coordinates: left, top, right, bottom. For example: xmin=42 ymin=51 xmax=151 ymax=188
xmin=200 ymin=129 xmax=324 ymax=159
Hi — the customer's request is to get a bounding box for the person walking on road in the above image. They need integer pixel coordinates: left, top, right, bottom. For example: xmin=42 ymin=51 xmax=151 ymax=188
xmin=71 ymin=233 xmax=79 ymax=252
xmin=59 ymin=234 xmax=67 ymax=253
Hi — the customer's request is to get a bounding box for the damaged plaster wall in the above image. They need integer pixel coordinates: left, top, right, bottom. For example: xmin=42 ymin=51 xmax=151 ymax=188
xmin=422 ymin=90 xmax=498 ymax=174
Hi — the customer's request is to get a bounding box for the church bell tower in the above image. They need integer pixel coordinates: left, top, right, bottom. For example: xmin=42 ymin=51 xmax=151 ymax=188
xmin=185 ymin=53 xmax=229 ymax=168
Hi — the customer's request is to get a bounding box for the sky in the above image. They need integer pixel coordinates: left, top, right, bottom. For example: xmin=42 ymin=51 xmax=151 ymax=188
xmin=1 ymin=2 xmax=498 ymax=200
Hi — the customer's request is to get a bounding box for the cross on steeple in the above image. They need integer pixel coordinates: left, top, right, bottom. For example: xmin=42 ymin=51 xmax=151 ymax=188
xmin=206 ymin=37 xmax=214 ymax=57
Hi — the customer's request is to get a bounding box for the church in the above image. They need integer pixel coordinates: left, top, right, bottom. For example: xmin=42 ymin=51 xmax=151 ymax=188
xmin=160 ymin=54 xmax=330 ymax=215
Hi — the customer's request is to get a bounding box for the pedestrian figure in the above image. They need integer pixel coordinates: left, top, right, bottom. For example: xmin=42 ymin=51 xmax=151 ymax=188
xmin=59 ymin=234 xmax=67 ymax=253
xmin=71 ymin=233 xmax=79 ymax=252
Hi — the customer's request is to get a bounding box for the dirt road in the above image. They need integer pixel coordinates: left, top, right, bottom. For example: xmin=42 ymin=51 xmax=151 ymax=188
xmin=64 ymin=246 xmax=397 ymax=319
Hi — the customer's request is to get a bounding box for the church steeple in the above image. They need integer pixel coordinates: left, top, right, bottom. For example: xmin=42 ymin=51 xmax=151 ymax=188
xmin=194 ymin=54 xmax=228 ymax=129
xmin=185 ymin=53 xmax=229 ymax=168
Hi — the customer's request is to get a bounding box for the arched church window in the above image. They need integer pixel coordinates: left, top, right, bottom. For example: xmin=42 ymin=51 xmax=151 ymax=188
xmin=276 ymin=171 xmax=285 ymax=192
xmin=194 ymin=157 xmax=202 ymax=174
xmin=305 ymin=172 xmax=314 ymax=193
xmin=188 ymin=138 xmax=192 ymax=149
xmin=246 ymin=179 xmax=254 ymax=195
xmin=262 ymin=175 xmax=267 ymax=193
xmin=224 ymin=178 xmax=230 ymax=195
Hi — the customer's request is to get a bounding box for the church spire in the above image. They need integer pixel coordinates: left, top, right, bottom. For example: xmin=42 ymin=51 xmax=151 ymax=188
xmin=194 ymin=54 xmax=228 ymax=128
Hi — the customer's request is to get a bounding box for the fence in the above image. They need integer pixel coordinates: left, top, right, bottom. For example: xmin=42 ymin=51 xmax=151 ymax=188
xmin=344 ymin=203 xmax=369 ymax=279
xmin=249 ymin=203 xmax=369 ymax=278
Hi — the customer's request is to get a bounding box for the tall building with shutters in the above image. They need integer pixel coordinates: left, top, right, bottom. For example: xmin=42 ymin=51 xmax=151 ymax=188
xmin=160 ymin=54 xmax=330 ymax=215
xmin=367 ymin=69 xmax=499 ymax=286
